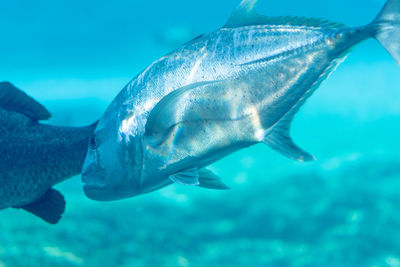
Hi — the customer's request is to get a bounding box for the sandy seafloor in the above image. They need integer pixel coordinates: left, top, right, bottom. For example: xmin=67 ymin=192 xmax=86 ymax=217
xmin=1 ymin=0 xmax=400 ymax=266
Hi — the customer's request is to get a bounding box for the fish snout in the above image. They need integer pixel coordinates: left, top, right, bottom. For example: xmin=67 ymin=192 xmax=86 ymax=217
xmin=82 ymin=168 xmax=108 ymax=200
xmin=81 ymin=154 xmax=107 ymax=188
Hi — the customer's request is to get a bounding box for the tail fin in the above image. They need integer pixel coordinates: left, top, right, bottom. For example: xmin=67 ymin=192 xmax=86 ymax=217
xmin=372 ymin=0 xmax=400 ymax=65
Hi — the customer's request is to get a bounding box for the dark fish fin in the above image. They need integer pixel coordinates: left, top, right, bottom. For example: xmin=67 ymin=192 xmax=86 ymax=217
xmin=19 ymin=188 xmax=66 ymax=224
xmin=0 ymin=81 xmax=51 ymax=120
xmin=224 ymin=0 xmax=345 ymax=29
xmin=170 ymin=167 xmax=200 ymax=185
xmin=198 ymin=168 xmax=230 ymax=190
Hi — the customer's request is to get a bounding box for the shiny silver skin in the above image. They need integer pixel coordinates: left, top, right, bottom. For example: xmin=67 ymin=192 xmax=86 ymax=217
xmin=82 ymin=10 xmax=380 ymax=201
xmin=0 ymin=107 xmax=96 ymax=209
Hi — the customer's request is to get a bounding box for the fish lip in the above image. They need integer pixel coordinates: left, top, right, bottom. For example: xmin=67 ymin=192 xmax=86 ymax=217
xmin=81 ymin=172 xmax=106 ymax=188
xmin=83 ymin=181 xmax=119 ymax=201
xmin=83 ymin=182 xmax=105 ymax=190
xmin=82 ymin=177 xmax=107 ymax=200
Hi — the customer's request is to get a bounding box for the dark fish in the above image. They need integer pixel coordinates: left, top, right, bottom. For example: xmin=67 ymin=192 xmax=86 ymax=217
xmin=0 ymin=82 xmax=97 ymax=224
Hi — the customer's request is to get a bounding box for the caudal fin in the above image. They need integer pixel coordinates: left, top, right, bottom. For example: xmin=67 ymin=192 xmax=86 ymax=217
xmin=372 ymin=0 xmax=400 ymax=65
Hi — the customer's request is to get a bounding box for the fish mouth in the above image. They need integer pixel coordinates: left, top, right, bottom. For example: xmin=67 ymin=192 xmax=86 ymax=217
xmin=82 ymin=179 xmax=124 ymax=201
xmin=81 ymin=166 xmax=110 ymax=200
xmin=82 ymin=174 xmax=108 ymax=201
xmin=81 ymin=170 xmax=106 ymax=188
xmin=81 ymin=154 xmax=107 ymax=189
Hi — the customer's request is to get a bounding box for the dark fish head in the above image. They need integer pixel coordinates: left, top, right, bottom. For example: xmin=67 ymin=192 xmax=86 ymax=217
xmin=82 ymin=118 xmax=142 ymax=201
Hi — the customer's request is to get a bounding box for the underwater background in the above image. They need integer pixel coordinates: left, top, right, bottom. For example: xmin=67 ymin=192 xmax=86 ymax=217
xmin=1 ymin=0 xmax=400 ymax=266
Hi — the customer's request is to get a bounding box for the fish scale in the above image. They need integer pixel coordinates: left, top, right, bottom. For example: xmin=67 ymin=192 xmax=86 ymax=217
xmin=0 ymin=108 xmax=94 ymax=208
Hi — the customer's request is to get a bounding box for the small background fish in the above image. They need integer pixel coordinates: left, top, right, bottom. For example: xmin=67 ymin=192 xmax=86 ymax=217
xmin=0 ymin=0 xmax=400 ymax=266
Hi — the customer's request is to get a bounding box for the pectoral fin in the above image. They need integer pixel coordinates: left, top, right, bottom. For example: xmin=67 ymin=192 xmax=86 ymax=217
xmin=146 ymin=81 xmax=217 ymax=136
xmin=144 ymin=80 xmax=242 ymax=139
xmin=16 ymin=188 xmax=66 ymax=224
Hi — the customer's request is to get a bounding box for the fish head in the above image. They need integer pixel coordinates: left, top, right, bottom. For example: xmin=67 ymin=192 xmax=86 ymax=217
xmin=82 ymin=110 xmax=143 ymax=201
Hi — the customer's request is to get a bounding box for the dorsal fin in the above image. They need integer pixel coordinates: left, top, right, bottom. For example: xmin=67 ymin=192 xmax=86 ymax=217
xmin=225 ymin=0 xmax=259 ymax=28
xmin=0 ymin=82 xmax=51 ymax=121
xmin=224 ymin=0 xmax=346 ymax=29
xmin=183 ymin=33 xmax=205 ymax=46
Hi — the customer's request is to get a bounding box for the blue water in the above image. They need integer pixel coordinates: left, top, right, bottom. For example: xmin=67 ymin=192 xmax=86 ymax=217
xmin=1 ymin=0 xmax=400 ymax=266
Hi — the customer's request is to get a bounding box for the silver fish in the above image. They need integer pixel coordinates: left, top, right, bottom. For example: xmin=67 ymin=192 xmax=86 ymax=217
xmin=82 ymin=0 xmax=400 ymax=201
xmin=0 ymin=82 xmax=97 ymax=223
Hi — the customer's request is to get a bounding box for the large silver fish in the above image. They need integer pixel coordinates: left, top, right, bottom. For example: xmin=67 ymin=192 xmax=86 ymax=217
xmin=0 ymin=82 xmax=97 ymax=223
xmin=82 ymin=0 xmax=400 ymax=201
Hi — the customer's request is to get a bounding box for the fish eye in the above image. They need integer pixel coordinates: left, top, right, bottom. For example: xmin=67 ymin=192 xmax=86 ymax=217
xmin=89 ymin=134 xmax=98 ymax=150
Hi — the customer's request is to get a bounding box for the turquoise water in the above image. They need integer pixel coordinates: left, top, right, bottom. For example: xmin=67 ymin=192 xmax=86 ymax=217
xmin=1 ymin=0 xmax=400 ymax=266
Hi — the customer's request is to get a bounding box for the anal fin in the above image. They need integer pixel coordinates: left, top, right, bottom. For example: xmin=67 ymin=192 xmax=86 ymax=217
xmin=16 ymin=188 xmax=66 ymax=224
xmin=263 ymin=129 xmax=315 ymax=162
xmin=263 ymin=97 xmax=315 ymax=162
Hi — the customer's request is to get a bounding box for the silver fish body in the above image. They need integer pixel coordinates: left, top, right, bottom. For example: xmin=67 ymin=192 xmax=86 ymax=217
xmin=82 ymin=0 xmax=400 ymax=201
